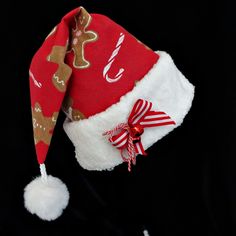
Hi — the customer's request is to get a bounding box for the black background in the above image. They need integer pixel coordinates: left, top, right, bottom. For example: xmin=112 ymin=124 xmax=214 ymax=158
xmin=2 ymin=0 xmax=236 ymax=235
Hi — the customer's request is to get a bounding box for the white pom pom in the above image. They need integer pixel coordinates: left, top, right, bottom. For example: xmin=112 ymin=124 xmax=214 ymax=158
xmin=24 ymin=174 xmax=69 ymax=221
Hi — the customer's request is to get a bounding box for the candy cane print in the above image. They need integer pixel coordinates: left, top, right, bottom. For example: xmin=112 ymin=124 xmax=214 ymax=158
xmin=29 ymin=70 xmax=42 ymax=88
xmin=103 ymin=33 xmax=125 ymax=83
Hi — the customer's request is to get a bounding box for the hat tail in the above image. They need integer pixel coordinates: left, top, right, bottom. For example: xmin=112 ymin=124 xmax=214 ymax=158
xmin=24 ymin=164 xmax=69 ymax=221
xmin=24 ymin=7 xmax=83 ymax=220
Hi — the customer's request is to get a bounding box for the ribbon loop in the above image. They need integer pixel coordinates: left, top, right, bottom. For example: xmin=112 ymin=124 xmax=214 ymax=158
xmin=104 ymin=99 xmax=176 ymax=171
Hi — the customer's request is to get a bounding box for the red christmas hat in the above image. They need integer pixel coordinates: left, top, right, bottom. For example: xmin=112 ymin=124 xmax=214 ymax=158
xmin=24 ymin=6 xmax=194 ymax=220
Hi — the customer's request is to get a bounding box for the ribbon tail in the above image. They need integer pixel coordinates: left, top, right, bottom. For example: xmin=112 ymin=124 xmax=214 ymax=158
xmin=134 ymin=141 xmax=147 ymax=156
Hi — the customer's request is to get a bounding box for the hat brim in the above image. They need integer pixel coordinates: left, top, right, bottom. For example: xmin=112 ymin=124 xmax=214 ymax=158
xmin=63 ymin=51 xmax=195 ymax=171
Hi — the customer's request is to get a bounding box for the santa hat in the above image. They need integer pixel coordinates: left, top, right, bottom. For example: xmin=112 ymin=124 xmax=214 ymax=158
xmin=24 ymin=6 xmax=195 ymax=221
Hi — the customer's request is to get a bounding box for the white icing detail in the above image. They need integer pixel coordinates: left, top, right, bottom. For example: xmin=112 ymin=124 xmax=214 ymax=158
xmin=53 ymin=75 xmax=65 ymax=86
xmin=103 ymin=33 xmax=125 ymax=83
xmin=33 ymin=118 xmax=46 ymax=130
xmin=29 ymin=70 xmax=42 ymax=88
xmin=76 ymin=31 xmax=82 ymax=37
xmin=33 ymin=118 xmax=37 ymax=128
xmin=33 ymin=118 xmax=47 ymax=131
xmin=73 ymin=38 xmax=78 ymax=45
xmin=79 ymin=15 xmax=85 ymax=25
xmin=52 ymin=117 xmax=57 ymax=122
xmin=35 ymin=107 xmax=42 ymax=112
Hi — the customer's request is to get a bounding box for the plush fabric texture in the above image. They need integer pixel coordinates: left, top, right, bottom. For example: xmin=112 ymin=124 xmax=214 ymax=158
xmin=63 ymin=51 xmax=195 ymax=171
xmin=24 ymin=175 xmax=69 ymax=221
xmin=26 ymin=4 xmax=195 ymax=222
xmin=29 ymin=6 xmax=158 ymax=165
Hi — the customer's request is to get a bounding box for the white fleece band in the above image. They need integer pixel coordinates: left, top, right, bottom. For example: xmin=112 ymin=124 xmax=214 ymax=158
xmin=63 ymin=51 xmax=195 ymax=171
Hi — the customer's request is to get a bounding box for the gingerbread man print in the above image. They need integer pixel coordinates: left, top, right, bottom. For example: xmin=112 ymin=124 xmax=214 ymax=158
xmin=32 ymin=102 xmax=58 ymax=145
xmin=69 ymin=7 xmax=98 ymax=69
xmin=47 ymin=45 xmax=72 ymax=92
xmin=62 ymin=96 xmax=86 ymax=121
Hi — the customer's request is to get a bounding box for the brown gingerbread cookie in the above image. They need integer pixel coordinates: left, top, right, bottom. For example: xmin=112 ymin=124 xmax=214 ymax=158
xmin=69 ymin=7 xmax=98 ymax=69
xmin=32 ymin=102 xmax=58 ymax=145
xmin=62 ymin=96 xmax=86 ymax=121
xmin=47 ymin=45 xmax=72 ymax=92
xmin=134 ymin=80 xmax=139 ymax=86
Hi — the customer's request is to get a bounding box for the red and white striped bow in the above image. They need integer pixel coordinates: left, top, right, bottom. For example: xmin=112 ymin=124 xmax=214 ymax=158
xmin=103 ymin=99 xmax=176 ymax=171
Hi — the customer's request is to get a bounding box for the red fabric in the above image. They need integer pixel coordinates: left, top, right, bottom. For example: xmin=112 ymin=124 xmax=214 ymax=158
xmin=29 ymin=8 xmax=79 ymax=164
xmin=29 ymin=7 xmax=159 ymax=164
xmin=66 ymin=13 xmax=159 ymax=117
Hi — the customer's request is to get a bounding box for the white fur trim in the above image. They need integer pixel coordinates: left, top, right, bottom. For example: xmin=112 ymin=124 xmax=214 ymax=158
xmin=24 ymin=175 xmax=69 ymax=221
xmin=63 ymin=51 xmax=195 ymax=171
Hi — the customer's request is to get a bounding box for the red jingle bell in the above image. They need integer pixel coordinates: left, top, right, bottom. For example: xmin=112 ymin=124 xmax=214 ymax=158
xmin=130 ymin=123 xmax=144 ymax=143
